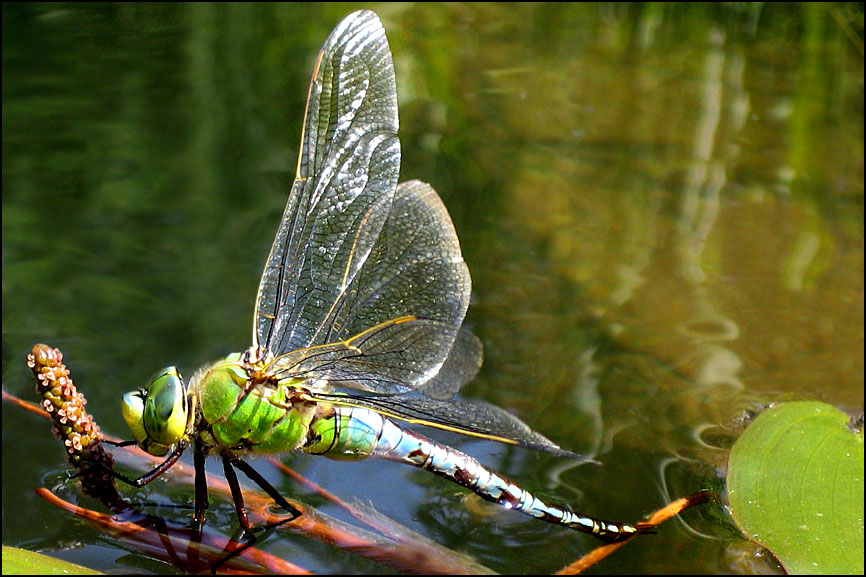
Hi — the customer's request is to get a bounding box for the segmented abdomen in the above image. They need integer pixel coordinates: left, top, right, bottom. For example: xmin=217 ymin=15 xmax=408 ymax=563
xmin=304 ymin=405 xmax=638 ymax=541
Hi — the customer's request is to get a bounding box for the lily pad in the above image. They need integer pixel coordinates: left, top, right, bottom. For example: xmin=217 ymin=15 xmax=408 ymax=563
xmin=1 ymin=546 xmax=103 ymax=575
xmin=727 ymin=401 xmax=864 ymax=574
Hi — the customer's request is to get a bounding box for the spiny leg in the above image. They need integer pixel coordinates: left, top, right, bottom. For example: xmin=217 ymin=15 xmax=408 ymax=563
xmin=222 ymin=455 xmax=252 ymax=532
xmin=232 ymin=458 xmax=303 ymax=520
xmin=80 ymin=442 xmax=186 ymax=488
xmin=208 ymin=456 xmax=255 ymax=573
xmin=171 ymin=436 xmax=208 ymax=570
xmin=69 ymin=441 xmax=204 ymax=523
xmin=193 ymin=435 xmax=209 ymax=532
xmin=210 ymin=456 xmax=301 ymax=574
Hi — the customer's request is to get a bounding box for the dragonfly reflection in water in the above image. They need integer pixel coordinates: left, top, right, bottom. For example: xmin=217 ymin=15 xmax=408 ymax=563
xmin=109 ymin=10 xmax=644 ymax=550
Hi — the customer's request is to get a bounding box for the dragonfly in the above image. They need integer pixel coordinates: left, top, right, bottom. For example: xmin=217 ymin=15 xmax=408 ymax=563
xmin=110 ymin=9 xmax=643 ymax=548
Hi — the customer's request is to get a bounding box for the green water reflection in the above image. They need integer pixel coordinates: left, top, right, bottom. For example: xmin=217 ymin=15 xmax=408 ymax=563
xmin=3 ymin=3 xmax=862 ymax=574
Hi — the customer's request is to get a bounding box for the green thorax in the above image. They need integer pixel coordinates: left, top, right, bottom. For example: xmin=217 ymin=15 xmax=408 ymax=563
xmin=195 ymin=351 xmax=391 ymax=461
xmin=192 ymin=351 xmax=316 ymax=454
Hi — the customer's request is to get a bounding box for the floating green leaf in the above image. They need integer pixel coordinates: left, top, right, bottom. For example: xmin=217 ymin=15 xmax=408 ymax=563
xmin=1 ymin=546 xmax=103 ymax=575
xmin=727 ymin=401 xmax=864 ymax=575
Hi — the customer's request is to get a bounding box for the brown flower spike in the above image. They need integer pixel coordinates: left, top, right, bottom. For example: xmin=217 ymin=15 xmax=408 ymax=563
xmin=28 ymin=343 xmax=119 ymax=502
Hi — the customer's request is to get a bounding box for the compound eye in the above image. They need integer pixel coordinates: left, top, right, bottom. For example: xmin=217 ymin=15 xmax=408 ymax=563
xmin=121 ymin=390 xmax=147 ymax=447
xmin=121 ymin=367 xmax=187 ymax=455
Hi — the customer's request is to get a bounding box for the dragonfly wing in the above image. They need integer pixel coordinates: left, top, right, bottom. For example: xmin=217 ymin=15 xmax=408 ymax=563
xmin=254 ymin=10 xmax=401 ymax=355
xmin=268 ymin=179 xmax=475 ymax=393
xmin=338 ymin=180 xmax=470 ymax=342
xmin=269 ymin=317 xmax=476 ymax=396
xmin=326 ymin=180 xmax=472 ymax=386
xmin=314 ymin=391 xmax=587 ymax=460
xmin=416 ymin=327 xmax=483 ymax=400
xmin=257 ymin=11 xmax=472 ymax=395
xmin=262 ymin=180 xmax=473 ymax=394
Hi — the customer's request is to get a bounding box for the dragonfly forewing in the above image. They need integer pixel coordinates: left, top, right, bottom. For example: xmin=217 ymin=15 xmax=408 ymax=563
xmin=268 ymin=316 xmax=470 ymax=395
xmin=255 ymin=10 xmax=401 ymax=357
xmin=259 ymin=147 xmax=473 ymax=393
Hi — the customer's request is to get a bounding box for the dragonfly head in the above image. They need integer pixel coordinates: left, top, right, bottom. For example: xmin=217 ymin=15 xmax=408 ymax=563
xmin=121 ymin=366 xmax=189 ymax=456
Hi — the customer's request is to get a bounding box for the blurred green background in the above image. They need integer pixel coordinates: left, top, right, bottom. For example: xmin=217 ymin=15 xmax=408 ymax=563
xmin=3 ymin=2 xmax=863 ymax=574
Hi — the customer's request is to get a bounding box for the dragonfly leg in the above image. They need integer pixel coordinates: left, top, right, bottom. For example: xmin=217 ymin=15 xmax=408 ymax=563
xmin=193 ymin=435 xmax=209 ymax=531
xmin=82 ymin=443 xmax=186 ymax=488
xmin=221 ymin=455 xmax=253 ymax=533
xmin=231 ymin=458 xmax=303 ymax=520
xmin=210 ymin=457 xmax=300 ymax=574
xmin=222 ymin=455 xmax=303 ymax=530
xmin=207 ymin=455 xmax=256 ymax=574
xmin=102 ymin=439 xmax=139 ymax=448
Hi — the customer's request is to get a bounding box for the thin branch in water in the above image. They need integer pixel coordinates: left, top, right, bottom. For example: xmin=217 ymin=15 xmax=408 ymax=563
xmin=556 ymin=490 xmax=717 ymax=575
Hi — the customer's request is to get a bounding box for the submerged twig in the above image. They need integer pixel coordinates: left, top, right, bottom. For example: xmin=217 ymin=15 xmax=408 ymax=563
xmin=556 ymin=490 xmax=716 ymax=574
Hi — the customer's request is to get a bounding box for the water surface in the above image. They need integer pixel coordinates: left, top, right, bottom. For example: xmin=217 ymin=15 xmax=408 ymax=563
xmin=3 ymin=3 xmax=862 ymax=574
